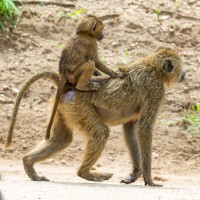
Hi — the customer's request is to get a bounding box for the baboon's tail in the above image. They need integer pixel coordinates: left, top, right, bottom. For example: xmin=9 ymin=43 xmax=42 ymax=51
xmin=5 ymin=71 xmax=59 ymax=147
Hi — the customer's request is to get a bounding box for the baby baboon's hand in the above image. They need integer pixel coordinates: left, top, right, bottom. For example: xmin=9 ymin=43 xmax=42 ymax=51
xmin=115 ymin=72 xmax=125 ymax=78
xmin=110 ymin=72 xmax=125 ymax=78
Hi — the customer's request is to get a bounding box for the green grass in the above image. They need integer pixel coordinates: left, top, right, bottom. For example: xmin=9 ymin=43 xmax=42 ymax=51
xmin=165 ymin=104 xmax=200 ymax=133
xmin=57 ymin=9 xmax=86 ymax=21
xmin=182 ymin=105 xmax=200 ymax=133
xmin=0 ymin=0 xmax=22 ymax=33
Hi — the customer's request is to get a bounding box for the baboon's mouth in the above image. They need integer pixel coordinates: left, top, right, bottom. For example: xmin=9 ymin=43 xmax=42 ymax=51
xmin=97 ymin=33 xmax=104 ymax=41
xmin=179 ymin=70 xmax=186 ymax=82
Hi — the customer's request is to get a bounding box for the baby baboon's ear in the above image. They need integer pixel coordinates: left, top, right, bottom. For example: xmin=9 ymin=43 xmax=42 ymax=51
xmin=92 ymin=20 xmax=97 ymax=32
xmin=164 ymin=59 xmax=174 ymax=72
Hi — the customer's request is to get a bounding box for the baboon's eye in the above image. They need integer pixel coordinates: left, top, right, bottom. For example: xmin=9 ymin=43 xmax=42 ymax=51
xmin=164 ymin=59 xmax=174 ymax=72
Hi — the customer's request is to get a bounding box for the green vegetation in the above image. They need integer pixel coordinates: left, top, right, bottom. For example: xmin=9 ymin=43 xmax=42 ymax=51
xmin=175 ymin=0 xmax=181 ymax=6
xmin=166 ymin=104 xmax=200 ymax=133
xmin=0 ymin=0 xmax=22 ymax=33
xmin=57 ymin=9 xmax=86 ymax=21
xmin=182 ymin=105 xmax=200 ymax=133
xmin=154 ymin=9 xmax=161 ymax=15
xmin=124 ymin=49 xmax=130 ymax=64
xmin=125 ymin=49 xmax=129 ymax=59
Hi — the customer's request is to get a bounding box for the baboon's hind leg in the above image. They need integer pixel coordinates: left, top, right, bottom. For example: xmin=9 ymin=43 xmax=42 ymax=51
xmin=77 ymin=110 xmax=112 ymax=182
xmin=23 ymin=115 xmax=73 ymax=181
xmin=121 ymin=120 xmax=142 ymax=184
xmin=74 ymin=60 xmax=99 ymax=91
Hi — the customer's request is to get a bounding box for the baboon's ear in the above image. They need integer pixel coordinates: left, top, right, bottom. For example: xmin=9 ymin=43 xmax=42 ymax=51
xmin=164 ymin=59 xmax=174 ymax=72
xmin=92 ymin=20 xmax=97 ymax=32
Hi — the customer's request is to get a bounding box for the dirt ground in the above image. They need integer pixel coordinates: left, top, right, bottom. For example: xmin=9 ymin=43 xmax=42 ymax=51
xmin=0 ymin=0 xmax=200 ymax=186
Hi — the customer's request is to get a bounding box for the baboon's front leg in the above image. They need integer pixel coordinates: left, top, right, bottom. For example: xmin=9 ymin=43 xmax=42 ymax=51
xmin=23 ymin=116 xmax=73 ymax=181
xmin=77 ymin=124 xmax=112 ymax=182
xmin=121 ymin=120 xmax=142 ymax=184
xmin=137 ymin=104 xmax=163 ymax=187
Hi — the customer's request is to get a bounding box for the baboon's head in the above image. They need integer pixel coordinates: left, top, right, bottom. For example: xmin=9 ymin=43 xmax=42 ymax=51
xmin=155 ymin=48 xmax=186 ymax=84
xmin=76 ymin=15 xmax=104 ymax=41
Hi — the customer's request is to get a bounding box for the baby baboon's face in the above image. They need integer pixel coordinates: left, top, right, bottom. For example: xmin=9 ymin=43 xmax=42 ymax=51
xmin=76 ymin=15 xmax=104 ymax=41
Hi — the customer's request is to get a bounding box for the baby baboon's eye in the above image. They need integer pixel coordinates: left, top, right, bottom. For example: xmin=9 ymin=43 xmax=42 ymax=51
xmin=164 ymin=59 xmax=174 ymax=72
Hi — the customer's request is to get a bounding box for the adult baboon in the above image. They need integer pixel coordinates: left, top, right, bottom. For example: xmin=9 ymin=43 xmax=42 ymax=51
xmin=6 ymin=48 xmax=186 ymax=186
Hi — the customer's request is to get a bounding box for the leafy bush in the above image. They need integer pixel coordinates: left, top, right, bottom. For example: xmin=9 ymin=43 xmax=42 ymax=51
xmin=0 ymin=0 xmax=22 ymax=33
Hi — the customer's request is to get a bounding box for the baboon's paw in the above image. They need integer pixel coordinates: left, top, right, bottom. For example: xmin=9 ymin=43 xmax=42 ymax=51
xmin=121 ymin=170 xmax=142 ymax=184
xmin=94 ymin=172 xmax=113 ymax=181
xmin=78 ymin=172 xmax=113 ymax=182
xmin=32 ymin=175 xmax=50 ymax=182
xmin=39 ymin=176 xmax=50 ymax=181
xmin=145 ymin=180 xmax=163 ymax=187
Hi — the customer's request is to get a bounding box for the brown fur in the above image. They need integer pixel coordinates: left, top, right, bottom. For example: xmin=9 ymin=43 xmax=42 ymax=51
xmin=46 ymin=15 xmax=122 ymax=140
xmin=6 ymin=48 xmax=186 ymax=186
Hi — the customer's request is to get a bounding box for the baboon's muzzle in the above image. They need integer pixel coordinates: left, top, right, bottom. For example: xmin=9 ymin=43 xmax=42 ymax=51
xmin=179 ymin=70 xmax=186 ymax=82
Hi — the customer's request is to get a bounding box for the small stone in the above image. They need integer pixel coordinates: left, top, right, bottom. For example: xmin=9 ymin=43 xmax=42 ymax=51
xmin=11 ymin=87 xmax=19 ymax=95
xmin=41 ymin=48 xmax=52 ymax=54
xmin=22 ymin=33 xmax=29 ymax=37
xmin=0 ymin=95 xmax=13 ymax=104
xmin=19 ymin=57 xmax=24 ymax=63
xmin=33 ymin=107 xmax=39 ymax=111
xmin=61 ymin=160 xmax=66 ymax=164
xmin=22 ymin=145 xmax=28 ymax=149
xmin=126 ymin=22 xmax=142 ymax=29
xmin=47 ymin=57 xmax=57 ymax=62
xmin=78 ymin=147 xmax=82 ymax=151
xmin=3 ymin=85 xmax=9 ymax=91
xmin=108 ymin=157 xmax=115 ymax=161
xmin=159 ymin=15 xmax=170 ymax=20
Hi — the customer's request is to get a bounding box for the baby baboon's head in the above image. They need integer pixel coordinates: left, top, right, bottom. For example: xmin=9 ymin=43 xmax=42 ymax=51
xmin=76 ymin=15 xmax=104 ymax=41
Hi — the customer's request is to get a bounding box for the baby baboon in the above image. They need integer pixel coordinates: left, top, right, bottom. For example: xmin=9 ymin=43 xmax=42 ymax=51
xmin=46 ymin=15 xmax=122 ymax=140
xmin=6 ymin=48 xmax=186 ymax=186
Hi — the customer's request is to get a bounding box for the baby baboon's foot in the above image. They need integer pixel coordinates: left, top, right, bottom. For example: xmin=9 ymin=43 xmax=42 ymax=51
xmin=78 ymin=171 xmax=113 ymax=182
xmin=76 ymin=82 xmax=99 ymax=92
xmin=90 ymin=82 xmax=100 ymax=90
xmin=86 ymin=82 xmax=99 ymax=91
xmin=121 ymin=170 xmax=142 ymax=184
